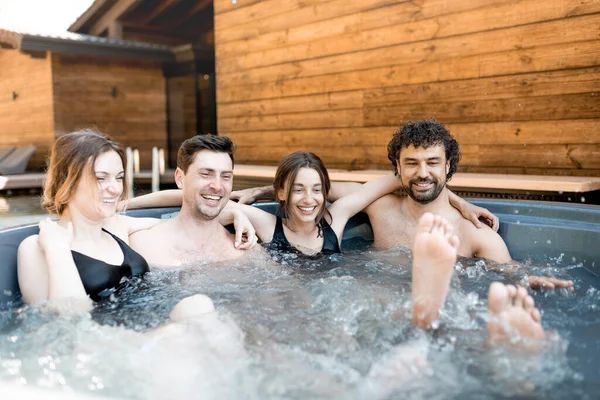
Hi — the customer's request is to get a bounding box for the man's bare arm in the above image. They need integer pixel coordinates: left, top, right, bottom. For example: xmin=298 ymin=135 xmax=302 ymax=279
xmin=471 ymin=226 xmax=512 ymax=264
xmin=231 ymin=181 xmax=500 ymax=232
xmin=126 ymin=189 xmax=182 ymax=209
xmin=471 ymin=227 xmax=573 ymax=289
xmin=230 ymin=186 xmax=274 ymax=204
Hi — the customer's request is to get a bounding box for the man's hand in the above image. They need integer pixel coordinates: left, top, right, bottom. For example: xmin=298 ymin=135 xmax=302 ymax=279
xmin=230 ymin=186 xmax=274 ymax=204
xmin=230 ymin=188 xmax=261 ymax=204
xmin=232 ymin=210 xmax=258 ymax=250
xmin=527 ymin=275 xmax=574 ymax=290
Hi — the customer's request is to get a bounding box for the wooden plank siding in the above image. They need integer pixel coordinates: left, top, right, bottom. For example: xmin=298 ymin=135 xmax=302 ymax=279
xmin=213 ymin=0 xmax=600 ymax=176
xmin=0 ymin=49 xmax=55 ymax=170
xmin=167 ymin=74 xmax=198 ymax=164
xmin=51 ymin=54 xmax=167 ymax=170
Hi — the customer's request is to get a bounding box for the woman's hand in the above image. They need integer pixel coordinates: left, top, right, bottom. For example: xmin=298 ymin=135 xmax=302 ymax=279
xmin=37 ymin=218 xmax=73 ymax=254
xmin=458 ymin=202 xmax=499 ymax=231
xmin=231 ymin=209 xmax=258 ymax=250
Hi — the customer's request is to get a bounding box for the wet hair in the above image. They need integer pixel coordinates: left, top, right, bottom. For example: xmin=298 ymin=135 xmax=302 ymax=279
xmin=43 ymin=129 xmax=128 ymax=215
xmin=387 ymin=119 xmax=461 ymax=181
xmin=177 ymin=134 xmax=235 ymax=173
xmin=273 ymin=151 xmax=331 ymax=237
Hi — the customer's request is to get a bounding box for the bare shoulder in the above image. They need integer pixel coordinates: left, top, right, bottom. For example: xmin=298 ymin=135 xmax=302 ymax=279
xmin=17 ymin=235 xmax=45 ymax=269
xmin=102 ymin=214 xmax=129 ymax=238
xmin=18 ymin=234 xmax=40 ymax=255
xmin=456 ymin=217 xmax=511 ymax=262
xmin=365 ymin=193 xmax=403 ymax=216
xmin=129 ymin=217 xmax=170 ymax=243
xmin=458 ymin=217 xmax=499 ymax=240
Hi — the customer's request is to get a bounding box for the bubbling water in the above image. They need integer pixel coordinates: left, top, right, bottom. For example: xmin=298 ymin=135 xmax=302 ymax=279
xmin=1 ymin=246 xmax=596 ymax=399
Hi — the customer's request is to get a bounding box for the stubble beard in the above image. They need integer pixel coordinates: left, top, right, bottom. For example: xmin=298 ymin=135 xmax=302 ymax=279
xmin=183 ymin=190 xmax=227 ymax=221
xmin=193 ymin=200 xmax=226 ymax=221
xmin=404 ymin=177 xmax=446 ymax=205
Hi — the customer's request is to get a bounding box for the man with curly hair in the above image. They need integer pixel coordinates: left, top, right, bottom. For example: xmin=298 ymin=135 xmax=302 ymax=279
xmin=325 ymin=119 xmax=570 ymax=289
xmin=364 ymin=119 xmax=510 ymax=261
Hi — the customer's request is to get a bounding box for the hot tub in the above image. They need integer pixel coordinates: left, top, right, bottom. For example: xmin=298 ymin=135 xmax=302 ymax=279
xmin=0 ymin=199 xmax=598 ymax=399
xmin=2 ymin=199 xmax=597 ymax=307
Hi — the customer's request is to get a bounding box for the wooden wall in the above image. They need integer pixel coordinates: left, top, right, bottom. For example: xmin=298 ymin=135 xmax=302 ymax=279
xmin=0 ymin=49 xmax=55 ymax=170
xmin=52 ymin=54 xmax=167 ymax=169
xmin=213 ymin=0 xmax=600 ymax=176
xmin=167 ymin=74 xmax=197 ymax=165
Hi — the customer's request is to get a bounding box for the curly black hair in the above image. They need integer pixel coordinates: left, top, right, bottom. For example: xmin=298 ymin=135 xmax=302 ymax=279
xmin=387 ymin=119 xmax=461 ymax=181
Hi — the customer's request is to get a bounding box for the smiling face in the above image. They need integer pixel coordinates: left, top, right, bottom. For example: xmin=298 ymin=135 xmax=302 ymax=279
xmin=70 ymin=150 xmax=124 ymax=220
xmin=397 ymin=145 xmax=450 ymax=204
xmin=278 ymin=167 xmax=325 ymax=226
xmin=176 ymin=149 xmax=233 ymax=220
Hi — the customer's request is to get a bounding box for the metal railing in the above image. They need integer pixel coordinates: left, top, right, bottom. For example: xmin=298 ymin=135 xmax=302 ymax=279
xmin=126 ymin=147 xmax=165 ymax=195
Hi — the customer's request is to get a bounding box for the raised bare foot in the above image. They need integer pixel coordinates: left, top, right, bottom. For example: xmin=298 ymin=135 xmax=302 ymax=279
xmin=411 ymin=213 xmax=460 ymax=330
xmin=487 ymin=282 xmax=546 ymax=346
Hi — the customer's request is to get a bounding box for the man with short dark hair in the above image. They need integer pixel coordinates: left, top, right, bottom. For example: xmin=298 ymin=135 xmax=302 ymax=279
xmin=130 ymin=135 xmax=262 ymax=268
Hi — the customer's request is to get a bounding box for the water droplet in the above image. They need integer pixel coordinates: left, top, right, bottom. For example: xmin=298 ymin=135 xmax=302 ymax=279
xmin=546 ymin=240 xmax=551 ymax=244
xmin=513 ymin=209 xmax=519 ymax=214
xmin=581 ymin=196 xmax=586 ymax=203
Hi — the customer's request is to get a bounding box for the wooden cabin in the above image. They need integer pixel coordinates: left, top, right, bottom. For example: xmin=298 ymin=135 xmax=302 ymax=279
xmin=2 ymin=0 xmax=599 ymax=178
xmin=0 ymin=30 xmax=176 ymax=170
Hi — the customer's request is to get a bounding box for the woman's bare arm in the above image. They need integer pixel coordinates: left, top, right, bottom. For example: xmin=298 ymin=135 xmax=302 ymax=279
xmin=224 ymin=200 xmax=277 ymax=242
xmin=328 ymin=175 xmax=403 ymax=238
xmin=17 ymin=220 xmax=92 ymax=311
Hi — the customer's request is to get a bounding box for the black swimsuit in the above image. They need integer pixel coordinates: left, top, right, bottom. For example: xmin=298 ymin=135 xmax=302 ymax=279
xmin=71 ymin=229 xmax=149 ymax=300
xmin=269 ymin=216 xmax=341 ymax=255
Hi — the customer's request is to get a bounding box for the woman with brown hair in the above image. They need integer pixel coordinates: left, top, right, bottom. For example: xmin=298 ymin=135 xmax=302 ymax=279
xmin=17 ymin=129 xmax=254 ymax=311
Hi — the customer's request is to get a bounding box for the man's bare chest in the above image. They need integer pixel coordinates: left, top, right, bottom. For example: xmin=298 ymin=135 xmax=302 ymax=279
xmin=369 ymin=210 xmax=416 ymax=250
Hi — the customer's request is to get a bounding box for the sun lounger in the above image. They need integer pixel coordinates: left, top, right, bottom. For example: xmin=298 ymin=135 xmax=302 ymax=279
xmin=0 ymin=147 xmax=15 ymax=163
xmin=0 ymin=146 xmax=36 ymax=175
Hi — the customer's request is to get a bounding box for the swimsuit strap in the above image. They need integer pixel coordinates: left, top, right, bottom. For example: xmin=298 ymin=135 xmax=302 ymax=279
xmin=320 ymin=219 xmax=341 ymax=254
xmin=273 ymin=217 xmax=291 ymax=245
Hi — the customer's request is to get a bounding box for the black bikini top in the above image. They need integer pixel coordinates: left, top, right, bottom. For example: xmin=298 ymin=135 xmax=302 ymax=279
xmin=71 ymin=229 xmax=149 ymax=300
xmin=269 ymin=216 xmax=341 ymax=256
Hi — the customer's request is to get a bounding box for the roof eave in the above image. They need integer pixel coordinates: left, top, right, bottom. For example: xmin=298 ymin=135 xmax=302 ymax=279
xmin=19 ymin=34 xmax=175 ymax=63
